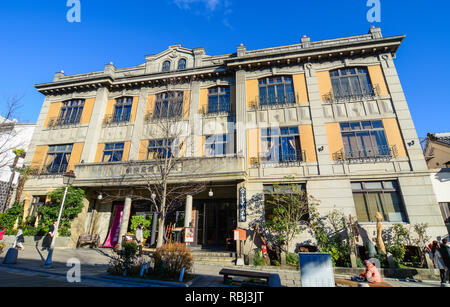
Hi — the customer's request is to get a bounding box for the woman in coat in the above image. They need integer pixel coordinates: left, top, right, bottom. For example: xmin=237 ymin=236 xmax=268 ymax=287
xmin=431 ymin=240 xmax=446 ymax=284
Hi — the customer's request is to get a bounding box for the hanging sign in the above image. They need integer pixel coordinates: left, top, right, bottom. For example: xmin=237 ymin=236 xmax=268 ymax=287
xmin=239 ymin=187 xmax=247 ymax=222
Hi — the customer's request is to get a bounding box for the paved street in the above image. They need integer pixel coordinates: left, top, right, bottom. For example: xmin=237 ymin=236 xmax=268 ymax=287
xmin=0 ymin=247 xmax=444 ymax=287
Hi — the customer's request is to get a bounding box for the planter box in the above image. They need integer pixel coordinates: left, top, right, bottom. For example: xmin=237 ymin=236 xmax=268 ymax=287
xmin=1 ymin=235 xmax=71 ymax=249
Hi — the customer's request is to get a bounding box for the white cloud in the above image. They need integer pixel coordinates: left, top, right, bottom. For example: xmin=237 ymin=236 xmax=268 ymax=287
xmin=174 ymin=0 xmax=221 ymax=11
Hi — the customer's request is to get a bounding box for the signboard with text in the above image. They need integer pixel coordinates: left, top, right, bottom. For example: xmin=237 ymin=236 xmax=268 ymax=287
xmin=238 ymin=187 xmax=246 ymax=222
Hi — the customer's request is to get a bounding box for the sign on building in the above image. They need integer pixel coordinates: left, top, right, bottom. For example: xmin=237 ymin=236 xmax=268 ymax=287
xmin=238 ymin=187 xmax=246 ymax=222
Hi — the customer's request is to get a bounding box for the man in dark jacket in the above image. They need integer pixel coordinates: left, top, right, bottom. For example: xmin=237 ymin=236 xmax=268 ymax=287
xmin=440 ymin=238 xmax=450 ymax=283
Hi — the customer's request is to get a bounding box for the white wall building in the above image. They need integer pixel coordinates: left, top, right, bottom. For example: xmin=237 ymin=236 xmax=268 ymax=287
xmin=0 ymin=116 xmax=35 ymax=209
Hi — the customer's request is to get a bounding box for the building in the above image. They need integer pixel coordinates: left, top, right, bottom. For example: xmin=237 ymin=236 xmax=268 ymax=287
xmin=0 ymin=116 xmax=35 ymax=211
xmin=20 ymin=27 xmax=448 ymax=252
xmin=424 ymin=133 xmax=450 ymax=235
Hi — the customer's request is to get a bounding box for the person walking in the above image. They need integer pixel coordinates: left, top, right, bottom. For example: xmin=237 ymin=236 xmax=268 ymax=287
xmin=42 ymin=221 xmax=57 ymax=251
xmin=135 ymin=223 xmax=144 ymax=256
xmin=439 ymin=238 xmax=450 ymax=284
xmin=431 ymin=240 xmax=447 ymax=285
xmin=13 ymin=226 xmax=25 ymax=251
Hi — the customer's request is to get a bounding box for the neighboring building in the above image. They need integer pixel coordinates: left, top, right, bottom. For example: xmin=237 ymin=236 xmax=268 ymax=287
xmin=0 ymin=116 xmax=35 ymax=211
xmin=424 ymin=133 xmax=450 ymax=169
xmin=424 ymin=133 xmax=450 ymax=235
xmin=20 ymin=27 xmax=448 ymax=252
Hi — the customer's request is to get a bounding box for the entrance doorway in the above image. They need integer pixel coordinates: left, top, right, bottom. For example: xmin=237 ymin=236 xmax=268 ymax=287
xmin=194 ymin=199 xmax=236 ymax=250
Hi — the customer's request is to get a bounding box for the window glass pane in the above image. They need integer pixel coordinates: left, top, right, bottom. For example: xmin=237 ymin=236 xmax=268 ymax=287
xmin=267 ymin=86 xmax=276 ymax=104
xmin=365 ymin=193 xmax=385 ymax=222
xmin=354 ymin=192 xmax=369 ymax=222
xmin=350 ymin=122 xmax=361 ymax=131
xmin=276 ymin=84 xmax=285 ymax=103
xmin=364 ymin=181 xmax=383 ymax=190
xmin=371 ymin=120 xmax=383 ymax=129
xmin=340 ymin=123 xmax=351 ymax=132
xmin=362 ymin=121 xmax=372 ymax=130
xmin=351 ymin=182 xmax=362 ymax=190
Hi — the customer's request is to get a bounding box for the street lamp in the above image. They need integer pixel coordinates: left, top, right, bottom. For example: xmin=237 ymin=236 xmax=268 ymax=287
xmin=44 ymin=170 xmax=76 ymax=268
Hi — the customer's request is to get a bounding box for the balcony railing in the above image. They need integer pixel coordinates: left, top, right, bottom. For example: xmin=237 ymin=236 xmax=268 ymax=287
xmin=250 ymin=150 xmax=306 ymax=167
xmin=200 ymin=103 xmax=232 ymax=116
xmin=39 ymin=164 xmax=69 ymax=176
xmin=333 ymin=145 xmax=397 ymax=163
xmin=322 ymin=84 xmax=381 ymax=103
xmin=248 ymin=92 xmax=301 ymax=110
xmin=74 ymin=156 xmax=246 ymax=185
xmin=47 ymin=115 xmax=82 ymax=127
xmin=103 ymin=114 xmax=131 ymax=125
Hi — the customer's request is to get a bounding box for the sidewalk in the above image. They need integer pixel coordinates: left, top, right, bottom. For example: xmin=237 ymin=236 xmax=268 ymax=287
xmin=0 ymin=247 xmax=444 ymax=287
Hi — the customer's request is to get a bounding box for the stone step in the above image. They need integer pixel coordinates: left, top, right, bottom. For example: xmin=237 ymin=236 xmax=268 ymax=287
xmin=192 ymin=251 xmax=236 ymax=258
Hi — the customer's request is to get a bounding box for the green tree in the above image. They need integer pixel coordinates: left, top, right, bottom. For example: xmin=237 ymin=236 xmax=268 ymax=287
xmin=129 ymin=215 xmax=152 ymax=239
xmin=37 ymin=186 xmax=86 ymax=237
xmin=385 ymin=224 xmax=410 ymax=267
xmin=264 ymin=184 xmax=319 ymax=253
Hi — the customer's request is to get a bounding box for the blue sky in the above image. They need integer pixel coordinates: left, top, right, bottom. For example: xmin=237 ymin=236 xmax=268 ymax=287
xmin=0 ymin=0 xmax=448 ymax=138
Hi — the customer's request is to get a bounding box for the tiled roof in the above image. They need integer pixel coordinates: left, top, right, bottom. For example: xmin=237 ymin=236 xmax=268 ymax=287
xmin=429 ymin=133 xmax=450 ymax=147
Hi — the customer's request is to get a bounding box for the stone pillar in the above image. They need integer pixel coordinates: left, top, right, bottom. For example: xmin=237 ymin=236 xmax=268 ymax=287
xmin=118 ymin=196 xmax=132 ymax=248
xmin=80 ymin=87 xmax=109 ymax=163
xmin=303 ymin=63 xmax=333 ymax=175
xmin=184 ymin=195 xmax=193 ymax=228
xmin=235 ymin=69 xmax=247 ymax=158
xmin=378 ymin=53 xmax=427 ymax=172
xmin=129 ymin=89 xmax=149 ymax=160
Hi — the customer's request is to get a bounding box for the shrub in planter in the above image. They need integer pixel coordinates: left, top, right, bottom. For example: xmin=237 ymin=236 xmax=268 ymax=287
xmin=107 ymin=241 xmax=142 ymax=276
xmin=286 ymin=252 xmax=299 ymax=267
xmin=253 ymin=248 xmax=263 ymax=266
xmin=0 ymin=203 xmax=24 ymax=235
xmin=153 ymin=243 xmax=193 ymax=281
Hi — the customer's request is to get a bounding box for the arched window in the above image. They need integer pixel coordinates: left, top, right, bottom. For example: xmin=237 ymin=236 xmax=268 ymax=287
xmin=113 ymin=97 xmax=133 ymax=122
xmin=153 ymin=91 xmax=184 ymax=119
xmin=177 ymin=59 xmax=187 ymax=70
xmin=329 ymin=67 xmax=374 ymax=100
xmin=258 ymin=76 xmax=295 ymax=106
xmin=207 ymin=86 xmax=230 ymax=113
xmin=58 ymin=99 xmax=85 ymax=125
xmin=162 ymin=60 xmax=171 ymax=72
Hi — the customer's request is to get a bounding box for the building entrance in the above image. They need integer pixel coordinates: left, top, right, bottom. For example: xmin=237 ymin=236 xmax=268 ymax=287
xmin=194 ymin=199 xmax=236 ymax=250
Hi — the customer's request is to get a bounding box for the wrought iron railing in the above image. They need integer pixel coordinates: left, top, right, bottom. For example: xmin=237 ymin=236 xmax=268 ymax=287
xmin=201 ymin=102 xmax=232 ymax=115
xmin=322 ymin=84 xmax=381 ymax=103
xmin=144 ymin=111 xmax=185 ymax=122
xmin=333 ymin=145 xmax=397 ymax=163
xmin=248 ymin=92 xmax=300 ymax=110
xmin=39 ymin=164 xmax=69 ymax=175
xmin=103 ymin=114 xmax=131 ymax=125
xmin=47 ymin=115 xmax=82 ymax=127
xmin=250 ymin=150 xmax=306 ymax=167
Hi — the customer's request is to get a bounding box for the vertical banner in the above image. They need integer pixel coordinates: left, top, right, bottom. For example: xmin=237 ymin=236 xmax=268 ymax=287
xmin=238 ymin=187 xmax=246 ymax=222
xmin=102 ymin=204 xmax=124 ymax=248
xmin=299 ymin=253 xmax=335 ymax=287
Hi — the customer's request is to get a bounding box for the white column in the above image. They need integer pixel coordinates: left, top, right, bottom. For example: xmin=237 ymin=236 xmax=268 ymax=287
xmin=304 ymin=63 xmax=333 ymax=175
xmin=81 ymin=87 xmax=109 ymax=162
xmin=118 ymin=196 xmax=132 ymax=248
xmin=184 ymin=195 xmax=193 ymax=228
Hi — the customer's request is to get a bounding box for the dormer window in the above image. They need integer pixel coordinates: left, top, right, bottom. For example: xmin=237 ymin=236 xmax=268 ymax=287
xmin=177 ymin=59 xmax=187 ymax=70
xmin=162 ymin=61 xmax=171 ymax=72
